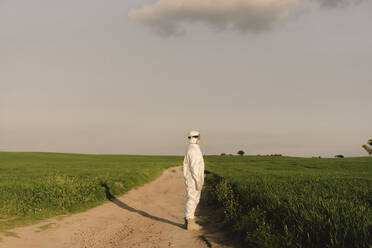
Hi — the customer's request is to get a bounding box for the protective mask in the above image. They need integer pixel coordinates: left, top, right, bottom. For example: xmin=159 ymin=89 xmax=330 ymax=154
xmin=189 ymin=137 xmax=199 ymax=144
xmin=189 ymin=138 xmax=200 ymax=144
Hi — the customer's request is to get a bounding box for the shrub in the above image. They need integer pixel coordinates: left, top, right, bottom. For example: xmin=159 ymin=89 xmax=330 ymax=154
xmin=237 ymin=150 xmax=245 ymax=156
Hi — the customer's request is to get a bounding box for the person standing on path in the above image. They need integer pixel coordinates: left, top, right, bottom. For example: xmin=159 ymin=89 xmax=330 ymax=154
xmin=183 ymin=130 xmax=204 ymax=231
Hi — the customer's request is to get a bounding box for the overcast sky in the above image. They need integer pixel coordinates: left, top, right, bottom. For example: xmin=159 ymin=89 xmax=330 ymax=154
xmin=1 ymin=0 xmax=371 ymax=157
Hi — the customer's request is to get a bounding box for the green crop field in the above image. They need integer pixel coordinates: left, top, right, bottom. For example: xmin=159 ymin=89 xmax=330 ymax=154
xmin=1 ymin=152 xmax=371 ymax=247
xmin=204 ymin=155 xmax=372 ymax=248
xmin=0 ymin=152 xmax=182 ymax=233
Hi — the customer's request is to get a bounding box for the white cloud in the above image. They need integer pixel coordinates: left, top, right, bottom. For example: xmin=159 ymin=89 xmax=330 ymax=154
xmin=129 ymin=0 xmax=298 ymax=36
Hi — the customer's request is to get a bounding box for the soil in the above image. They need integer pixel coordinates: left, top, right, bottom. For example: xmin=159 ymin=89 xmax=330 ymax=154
xmin=0 ymin=167 xmax=240 ymax=248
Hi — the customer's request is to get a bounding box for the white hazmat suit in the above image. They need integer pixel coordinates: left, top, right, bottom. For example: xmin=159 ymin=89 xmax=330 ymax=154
xmin=183 ymin=131 xmax=204 ymax=230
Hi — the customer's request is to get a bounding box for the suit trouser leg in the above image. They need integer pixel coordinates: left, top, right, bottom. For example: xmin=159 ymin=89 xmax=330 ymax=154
xmin=184 ymin=188 xmax=201 ymax=219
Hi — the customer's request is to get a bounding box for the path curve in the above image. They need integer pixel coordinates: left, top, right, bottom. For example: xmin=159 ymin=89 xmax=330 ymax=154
xmin=0 ymin=167 xmax=233 ymax=248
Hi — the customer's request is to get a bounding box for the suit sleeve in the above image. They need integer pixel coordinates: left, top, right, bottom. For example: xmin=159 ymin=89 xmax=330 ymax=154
xmin=183 ymin=153 xmax=188 ymax=178
xmin=188 ymin=149 xmax=204 ymax=191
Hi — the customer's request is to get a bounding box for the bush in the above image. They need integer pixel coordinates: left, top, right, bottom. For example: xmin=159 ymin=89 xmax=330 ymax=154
xmin=237 ymin=150 xmax=245 ymax=156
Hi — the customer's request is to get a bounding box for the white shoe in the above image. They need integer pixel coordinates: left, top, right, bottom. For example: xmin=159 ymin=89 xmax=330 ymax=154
xmin=187 ymin=218 xmax=202 ymax=231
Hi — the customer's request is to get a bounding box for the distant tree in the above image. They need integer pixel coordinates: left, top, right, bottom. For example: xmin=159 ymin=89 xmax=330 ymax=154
xmin=335 ymin=155 xmax=344 ymax=158
xmin=362 ymin=139 xmax=372 ymax=155
xmin=237 ymin=150 xmax=245 ymax=156
xmin=220 ymin=153 xmax=226 ymax=156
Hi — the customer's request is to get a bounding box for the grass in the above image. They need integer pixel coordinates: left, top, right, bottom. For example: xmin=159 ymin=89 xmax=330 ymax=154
xmin=1 ymin=152 xmax=371 ymax=247
xmin=35 ymin=223 xmax=55 ymax=232
xmin=0 ymin=152 xmax=182 ymax=233
xmin=2 ymin=231 xmax=20 ymax=238
xmin=204 ymin=155 xmax=372 ymax=248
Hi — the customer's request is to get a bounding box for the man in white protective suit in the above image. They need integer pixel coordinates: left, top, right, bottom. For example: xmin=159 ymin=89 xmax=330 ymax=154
xmin=183 ymin=130 xmax=204 ymax=231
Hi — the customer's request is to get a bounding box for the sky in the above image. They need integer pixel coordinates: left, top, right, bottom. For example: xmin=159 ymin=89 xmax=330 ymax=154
xmin=1 ymin=0 xmax=371 ymax=157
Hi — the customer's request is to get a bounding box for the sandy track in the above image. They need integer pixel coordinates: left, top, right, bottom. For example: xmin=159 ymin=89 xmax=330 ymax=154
xmin=0 ymin=167 xmax=236 ymax=248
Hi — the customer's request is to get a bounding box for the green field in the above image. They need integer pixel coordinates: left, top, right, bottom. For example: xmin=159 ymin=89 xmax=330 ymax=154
xmin=204 ymin=155 xmax=372 ymax=248
xmin=0 ymin=152 xmax=182 ymax=232
xmin=1 ymin=152 xmax=371 ymax=247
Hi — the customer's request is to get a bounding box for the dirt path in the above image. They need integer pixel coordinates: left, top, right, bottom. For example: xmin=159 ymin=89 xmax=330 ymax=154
xmin=0 ymin=167 xmax=237 ymax=248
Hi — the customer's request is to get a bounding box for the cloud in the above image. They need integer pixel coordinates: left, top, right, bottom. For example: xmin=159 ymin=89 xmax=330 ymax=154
xmin=312 ymin=0 xmax=364 ymax=8
xmin=129 ymin=0 xmax=298 ymax=36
